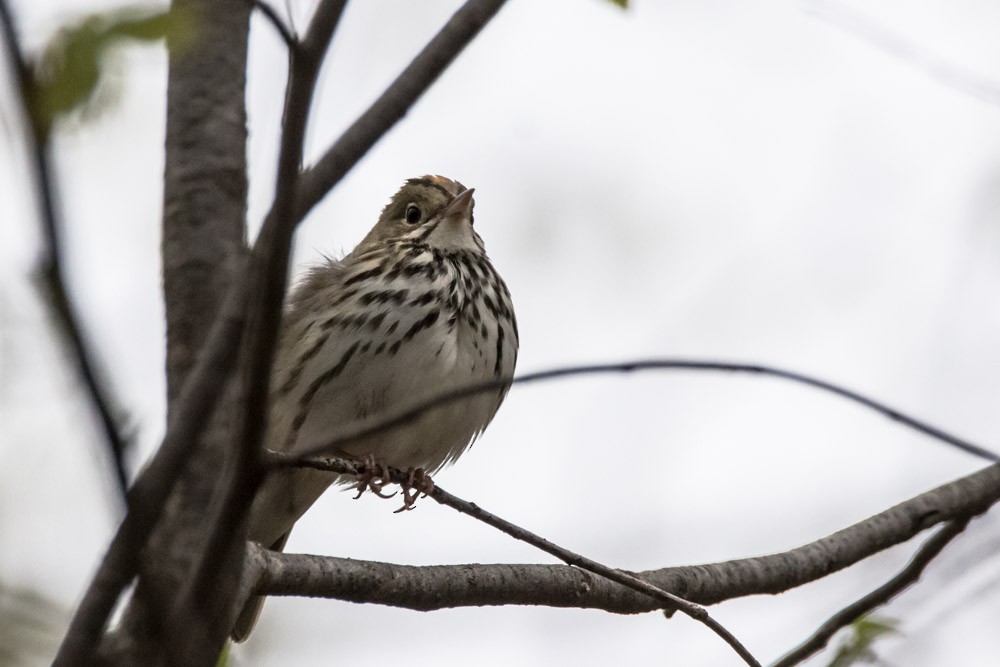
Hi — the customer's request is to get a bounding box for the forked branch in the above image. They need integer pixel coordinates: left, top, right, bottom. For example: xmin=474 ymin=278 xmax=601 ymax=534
xmin=772 ymin=518 xmax=970 ymax=667
xmin=54 ymin=1 xmax=512 ymax=663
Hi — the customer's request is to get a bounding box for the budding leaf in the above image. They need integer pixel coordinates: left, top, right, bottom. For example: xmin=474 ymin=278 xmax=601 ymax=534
xmin=827 ymin=615 xmax=901 ymax=667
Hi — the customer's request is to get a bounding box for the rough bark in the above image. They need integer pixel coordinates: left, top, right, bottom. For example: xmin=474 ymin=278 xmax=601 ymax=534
xmin=161 ymin=0 xmax=249 ymax=405
xmin=112 ymin=0 xmax=251 ymax=662
xmin=241 ymin=462 xmax=999 ymax=613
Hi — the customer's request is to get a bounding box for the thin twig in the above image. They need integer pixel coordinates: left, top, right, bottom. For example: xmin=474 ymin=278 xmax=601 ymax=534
xmin=267 ymin=453 xmax=761 ymax=667
xmin=771 ymin=518 xmax=970 ymax=667
xmin=0 ymin=0 xmax=129 ymax=503
xmin=434 ymin=488 xmax=760 ymax=666
xmin=252 ymin=0 xmax=296 ymax=47
xmin=286 ymin=360 xmax=999 ymax=465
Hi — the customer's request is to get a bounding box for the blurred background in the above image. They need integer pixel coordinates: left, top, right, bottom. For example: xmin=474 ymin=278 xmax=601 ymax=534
xmin=2 ymin=0 xmax=1000 ymax=664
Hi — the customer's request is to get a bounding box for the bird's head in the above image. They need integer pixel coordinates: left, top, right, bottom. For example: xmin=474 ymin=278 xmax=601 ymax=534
xmin=358 ymin=175 xmax=483 ymax=253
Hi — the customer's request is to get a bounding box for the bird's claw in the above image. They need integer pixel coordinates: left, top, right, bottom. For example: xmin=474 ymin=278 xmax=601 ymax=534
xmin=352 ymin=454 xmax=396 ymax=500
xmin=394 ymin=467 xmax=435 ymax=513
xmin=352 ymin=456 xmax=433 ymax=511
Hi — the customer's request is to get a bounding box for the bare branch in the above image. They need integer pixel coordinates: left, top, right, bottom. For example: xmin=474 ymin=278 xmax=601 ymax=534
xmin=286 ymin=360 xmax=999 ymax=465
xmin=771 ymin=519 xmax=970 ymax=667
xmin=260 ymin=455 xmax=998 ymax=612
xmin=0 ymin=0 xmax=128 ymax=504
xmin=252 ymin=0 xmax=296 ymax=47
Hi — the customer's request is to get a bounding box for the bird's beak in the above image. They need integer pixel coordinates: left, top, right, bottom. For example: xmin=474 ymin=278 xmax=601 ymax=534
xmin=442 ymin=187 xmax=475 ymax=223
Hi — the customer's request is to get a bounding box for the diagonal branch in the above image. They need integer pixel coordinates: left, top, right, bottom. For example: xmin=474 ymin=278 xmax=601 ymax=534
xmin=433 ymin=477 xmax=761 ymax=666
xmin=771 ymin=518 xmax=970 ymax=667
xmin=0 ymin=0 xmax=129 ymax=504
xmin=264 ymin=453 xmax=761 ymax=666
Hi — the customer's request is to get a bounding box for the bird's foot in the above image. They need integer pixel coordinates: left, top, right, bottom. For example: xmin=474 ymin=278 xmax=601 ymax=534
xmin=353 ymin=454 xmax=396 ymax=500
xmin=394 ymin=467 xmax=435 ymax=513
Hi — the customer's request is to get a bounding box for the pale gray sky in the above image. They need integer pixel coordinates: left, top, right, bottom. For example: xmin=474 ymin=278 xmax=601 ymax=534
xmin=3 ymin=0 xmax=1000 ymax=665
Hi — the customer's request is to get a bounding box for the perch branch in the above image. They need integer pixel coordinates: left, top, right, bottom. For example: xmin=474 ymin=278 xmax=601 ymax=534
xmin=255 ymin=455 xmax=997 ymax=615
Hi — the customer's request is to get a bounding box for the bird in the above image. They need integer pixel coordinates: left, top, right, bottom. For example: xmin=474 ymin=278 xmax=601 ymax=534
xmin=231 ymin=175 xmax=519 ymax=641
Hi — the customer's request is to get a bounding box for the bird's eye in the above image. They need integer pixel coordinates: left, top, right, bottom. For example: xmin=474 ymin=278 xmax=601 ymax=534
xmin=405 ymin=204 xmax=422 ymax=224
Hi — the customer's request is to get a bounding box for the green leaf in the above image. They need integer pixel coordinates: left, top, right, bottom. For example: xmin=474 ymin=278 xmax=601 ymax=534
xmin=109 ymin=9 xmax=194 ymax=43
xmin=827 ymin=615 xmax=901 ymax=667
xmin=603 ymin=0 xmax=629 ymax=8
xmin=29 ymin=4 xmax=195 ymax=138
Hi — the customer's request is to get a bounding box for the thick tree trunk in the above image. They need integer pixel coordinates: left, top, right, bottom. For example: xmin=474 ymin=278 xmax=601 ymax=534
xmin=162 ymin=0 xmax=249 ymax=401
xmin=109 ymin=0 xmax=251 ymax=663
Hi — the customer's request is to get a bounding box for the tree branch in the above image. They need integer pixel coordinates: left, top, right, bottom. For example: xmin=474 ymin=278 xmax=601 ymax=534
xmin=255 ymin=456 xmax=997 ymax=613
xmin=434 ymin=473 xmax=761 ymax=666
xmin=252 ymin=0 xmax=296 ymax=47
xmin=771 ymin=518 xmax=970 ymax=667
xmin=263 ymin=454 xmax=762 ymax=666
xmin=286 ymin=360 xmax=999 ymax=465
xmin=0 ymin=0 xmax=129 ymax=504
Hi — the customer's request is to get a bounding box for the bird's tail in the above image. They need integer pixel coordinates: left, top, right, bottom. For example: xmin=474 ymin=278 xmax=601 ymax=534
xmin=231 ymin=531 xmax=291 ymax=642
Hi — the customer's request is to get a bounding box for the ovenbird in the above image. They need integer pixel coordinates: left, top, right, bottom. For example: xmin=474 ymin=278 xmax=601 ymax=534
xmin=232 ymin=176 xmax=518 ymax=641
